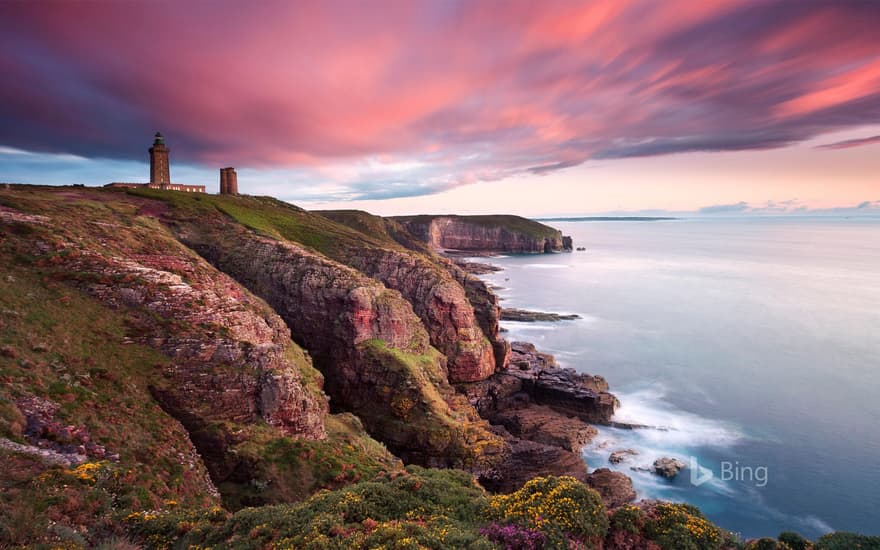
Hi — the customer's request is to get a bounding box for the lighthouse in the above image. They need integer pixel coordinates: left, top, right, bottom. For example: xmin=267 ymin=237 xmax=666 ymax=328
xmin=149 ymin=132 xmax=170 ymax=186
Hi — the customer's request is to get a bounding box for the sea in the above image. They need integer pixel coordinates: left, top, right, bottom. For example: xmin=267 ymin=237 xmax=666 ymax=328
xmin=474 ymin=217 xmax=880 ymax=540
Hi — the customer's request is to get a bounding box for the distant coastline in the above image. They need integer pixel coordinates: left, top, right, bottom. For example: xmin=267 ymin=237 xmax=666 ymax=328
xmin=537 ymin=216 xmax=678 ymax=222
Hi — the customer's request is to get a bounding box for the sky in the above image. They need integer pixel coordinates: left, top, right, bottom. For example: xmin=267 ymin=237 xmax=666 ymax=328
xmin=1 ymin=0 xmax=879 ymax=217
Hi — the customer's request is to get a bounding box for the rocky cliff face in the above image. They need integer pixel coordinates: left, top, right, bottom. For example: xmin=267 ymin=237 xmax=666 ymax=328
xmin=0 ymin=197 xmax=327 ymax=478
xmin=0 ymin=191 xmax=399 ymax=514
xmin=331 ymin=245 xmax=496 ymax=383
xmin=394 ymin=215 xmax=569 ymax=253
xmin=169 ymin=214 xmax=505 ymax=473
xmin=444 ymin=259 xmax=511 ymax=369
xmin=204 ymin=203 xmax=498 ymax=384
xmin=317 ymin=210 xmax=506 ymax=377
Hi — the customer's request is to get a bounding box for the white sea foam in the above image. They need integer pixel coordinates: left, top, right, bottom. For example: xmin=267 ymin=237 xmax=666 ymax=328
xmin=611 ymin=386 xmax=744 ymax=447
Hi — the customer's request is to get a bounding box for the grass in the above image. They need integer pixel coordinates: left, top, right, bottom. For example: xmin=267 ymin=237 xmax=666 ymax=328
xmin=126 ymin=189 xmax=407 ymax=258
xmin=356 ymin=339 xmax=504 ymax=469
xmin=214 ymin=414 xmax=401 ymax=511
xmin=315 ymin=209 xmax=435 ymax=254
xmin=0 ymin=247 xmax=218 ymax=547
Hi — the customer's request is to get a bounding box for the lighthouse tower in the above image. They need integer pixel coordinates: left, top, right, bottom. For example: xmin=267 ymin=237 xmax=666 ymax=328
xmin=149 ymin=132 xmax=170 ymax=187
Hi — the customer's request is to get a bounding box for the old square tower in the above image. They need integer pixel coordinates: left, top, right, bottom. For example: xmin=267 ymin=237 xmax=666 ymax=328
xmin=149 ymin=132 xmax=171 ymax=185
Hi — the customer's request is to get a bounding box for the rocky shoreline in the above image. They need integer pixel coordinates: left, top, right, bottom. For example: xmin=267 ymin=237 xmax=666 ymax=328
xmin=458 ymin=342 xmax=635 ymax=504
xmin=458 ymin=254 xmax=640 ymax=507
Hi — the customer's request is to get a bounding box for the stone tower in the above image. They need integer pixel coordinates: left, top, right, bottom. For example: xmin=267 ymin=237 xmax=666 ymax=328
xmin=219 ymin=167 xmax=238 ymax=195
xmin=149 ymin=132 xmax=170 ymax=186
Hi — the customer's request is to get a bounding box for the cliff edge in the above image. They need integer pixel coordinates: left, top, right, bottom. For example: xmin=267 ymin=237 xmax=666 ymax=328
xmin=393 ymin=214 xmax=573 ymax=253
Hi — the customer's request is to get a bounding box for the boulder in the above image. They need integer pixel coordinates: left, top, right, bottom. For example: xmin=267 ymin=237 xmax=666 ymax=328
xmin=653 ymin=457 xmax=687 ymax=478
xmin=587 ymin=468 xmax=637 ymax=508
xmin=609 ymin=448 xmax=640 ymax=464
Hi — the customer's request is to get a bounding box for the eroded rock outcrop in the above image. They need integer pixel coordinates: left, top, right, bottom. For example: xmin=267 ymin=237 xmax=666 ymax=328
xmin=482 ymin=425 xmax=589 ymax=493
xmin=171 ymin=216 xmax=505 ymax=473
xmin=445 ymin=261 xmax=511 ymax=370
xmin=456 ymin=342 xmax=621 ymax=492
xmin=394 ymin=215 xmax=567 ymax=253
xmin=504 ymin=342 xmax=619 ymax=424
xmin=329 ymin=248 xmax=496 ymax=382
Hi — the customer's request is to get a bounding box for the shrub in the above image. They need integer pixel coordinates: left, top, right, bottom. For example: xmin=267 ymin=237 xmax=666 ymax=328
xmin=480 ymin=522 xmax=546 ymax=549
xmin=643 ymin=503 xmax=724 ymax=550
xmin=490 ymin=476 xmax=608 ymax=547
xmin=610 ymin=505 xmax=647 ymax=535
xmin=814 ymin=532 xmax=880 ymax=550
xmin=126 ymin=467 xmax=494 ymax=549
xmin=778 ymin=531 xmax=811 ymax=550
xmin=747 ymin=538 xmax=781 ymax=550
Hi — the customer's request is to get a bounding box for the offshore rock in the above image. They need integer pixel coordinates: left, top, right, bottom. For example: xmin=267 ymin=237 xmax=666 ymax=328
xmin=501 ymin=308 xmax=581 ymax=322
xmin=653 ymin=457 xmax=687 ymax=478
xmin=609 ymin=448 xmax=640 ymax=464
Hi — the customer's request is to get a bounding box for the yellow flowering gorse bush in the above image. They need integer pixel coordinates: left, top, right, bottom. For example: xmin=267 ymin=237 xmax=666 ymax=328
xmin=490 ymin=476 xmax=608 ymax=546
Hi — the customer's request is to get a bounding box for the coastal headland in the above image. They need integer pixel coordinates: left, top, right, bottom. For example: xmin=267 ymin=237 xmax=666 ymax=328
xmin=1 ymin=184 xmax=873 ymax=549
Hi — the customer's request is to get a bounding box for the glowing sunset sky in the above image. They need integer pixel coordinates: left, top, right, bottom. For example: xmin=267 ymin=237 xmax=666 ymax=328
xmin=1 ymin=0 xmax=878 ymax=216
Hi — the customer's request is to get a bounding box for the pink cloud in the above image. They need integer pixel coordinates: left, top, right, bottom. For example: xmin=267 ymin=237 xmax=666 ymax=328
xmin=0 ymin=0 xmax=878 ymax=200
xmin=816 ymin=135 xmax=880 ymax=151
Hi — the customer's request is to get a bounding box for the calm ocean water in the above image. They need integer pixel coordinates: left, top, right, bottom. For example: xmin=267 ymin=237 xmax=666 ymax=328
xmin=477 ymin=217 xmax=880 ymax=540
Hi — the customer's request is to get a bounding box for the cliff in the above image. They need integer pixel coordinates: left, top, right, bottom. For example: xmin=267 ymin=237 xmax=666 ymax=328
xmin=164 ymin=208 xmax=505 ymax=473
xmin=0 ymin=186 xmax=608 ymax=547
xmin=187 ymin=199 xmax=498 ymax=384
xmin=393 ymin=214 xmax=572 ymax=253
xmin=0 ymin=189 xmax=401 ymax=532
xmin=319 ymin=209 xmax=510 ymax=370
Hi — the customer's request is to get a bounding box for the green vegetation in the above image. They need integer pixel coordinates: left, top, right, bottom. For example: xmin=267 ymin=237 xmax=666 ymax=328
xmin=643 ymin=502 xmax=726 ymax=550
xmin=0 ymin=241 xmax=217 ymax=547
xmin=356 ymin=339 xmax=502 ymax=469
xmin=127 ymin=189 xmax=410 ymax=258
xmin=814 ymin=532 xmax=880 ymax=549
xmin=490 ymin=476 xmax=609 ymax=547
xmin=127 ymin=466 xmax=495 ymax=549
xmin=316 ymin=209 xmax=434 ymax=254
xmin=216 ymin=414 xmax=400 ymax=511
